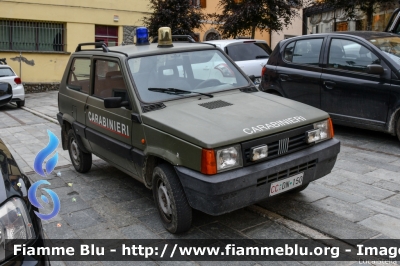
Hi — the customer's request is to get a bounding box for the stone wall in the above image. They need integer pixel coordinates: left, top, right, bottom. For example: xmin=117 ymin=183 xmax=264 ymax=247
xmin=123 ymin=26 xmax=136 ymax=45
xmin=24 ymin=83 xmax=60 ymax=93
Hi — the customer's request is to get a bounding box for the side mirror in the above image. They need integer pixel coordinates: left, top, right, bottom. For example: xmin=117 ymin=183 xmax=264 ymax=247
xmin=366 ymin=64 xmax=384 ymax=75
xmin=104 ymin=97 xmax=130 ymax=109
xmin=0 ymin=82 xmax=13 ymax=106
xmin=248 ymin=75 xmax=256 ymax=82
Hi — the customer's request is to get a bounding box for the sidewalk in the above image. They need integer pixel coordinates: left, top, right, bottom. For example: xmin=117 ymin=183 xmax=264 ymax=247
xmin=1 ymin=91 xmax=400 ymax=265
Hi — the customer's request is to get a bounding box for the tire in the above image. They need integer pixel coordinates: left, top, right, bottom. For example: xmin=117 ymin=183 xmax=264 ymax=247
xmin=268 ymin=91 xmax=282 ymax=97
xmin=396 ymin=116 xmax=400 ymax=142
xmin=67 ymin=129 xmax=92 ymax=173
xmin=152 ymin=164 xmax=192 ymax=234
xmin=17 ymin=100 xmax=25 ymax=107
xmin=288 ymin=183 xmax=309 ymax=194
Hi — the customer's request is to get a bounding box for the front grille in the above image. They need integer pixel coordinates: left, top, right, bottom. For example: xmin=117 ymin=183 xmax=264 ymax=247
xmin=256 ymin=159 xmax=318 ymax=186
xmin=199 ymin=100 xmax=232 ymax=109
xmin=242 ymin=124 xmax=314 ymax=166
xmin=141 ymin=103 xmax=166 ymax=113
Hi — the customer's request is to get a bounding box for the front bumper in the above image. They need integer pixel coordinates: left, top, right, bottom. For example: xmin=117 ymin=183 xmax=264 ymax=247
xmin=175 ymin=138 xmax=340 ymax=215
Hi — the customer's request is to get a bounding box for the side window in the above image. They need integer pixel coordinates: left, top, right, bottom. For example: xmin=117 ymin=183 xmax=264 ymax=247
xmin=328 ymin=39 xmax=380 ymax=73
xmin=67 ymin=58 xmax=91 ymax=94
xmin=292 ymin=39 xmax=323 ymax=65
xmin=93 ymin=60 xmax=129 ymax=101
xmin=284 ymin=41 xmax=295 ymax=62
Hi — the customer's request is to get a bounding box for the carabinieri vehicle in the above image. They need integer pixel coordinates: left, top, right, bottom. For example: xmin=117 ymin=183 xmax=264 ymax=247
xmin=57 ymin=27 xmax=340 ymax=233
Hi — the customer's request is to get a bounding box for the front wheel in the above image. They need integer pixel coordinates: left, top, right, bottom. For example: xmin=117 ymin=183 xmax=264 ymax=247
xmin=67 ymin=129 xmax=92 ymax=173
xmin=396 ymin=116 xmax=400 ymax=142
xmin=152 ymin=164 xmax=192 ymax=234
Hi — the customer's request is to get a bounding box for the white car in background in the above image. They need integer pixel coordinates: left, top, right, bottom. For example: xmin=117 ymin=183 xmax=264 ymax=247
xmin=0 ymin=63 xmax=25 ymax=107
xmin=203 ymin=39 xmax=272 ymax=86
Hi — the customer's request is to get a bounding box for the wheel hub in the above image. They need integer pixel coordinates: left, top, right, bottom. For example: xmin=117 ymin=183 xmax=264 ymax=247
xmin=70 ymin=139 xmax=80 ymax=165
xmin=158 ymin=182 xmax=172 ymax=216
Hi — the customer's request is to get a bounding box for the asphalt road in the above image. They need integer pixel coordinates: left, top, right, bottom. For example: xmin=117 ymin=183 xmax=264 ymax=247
xmin=1 ymin=91 xmax=400 ymax=265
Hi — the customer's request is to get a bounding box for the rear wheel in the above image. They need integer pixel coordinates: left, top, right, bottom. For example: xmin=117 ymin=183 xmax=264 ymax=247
xmin=67 ymin=129 xmax=92 ymax=173
xmin=17 ymin=100 xmax=25 ymax=107
xmin=152 ymin=164 xmax=192 ymax=234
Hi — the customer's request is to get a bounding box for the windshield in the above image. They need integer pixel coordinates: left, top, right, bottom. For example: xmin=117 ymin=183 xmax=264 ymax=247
xmin=127 ymin=49 xmax=249 ymax=103
xmin=369 ymin=37 xmax=400 ymax=68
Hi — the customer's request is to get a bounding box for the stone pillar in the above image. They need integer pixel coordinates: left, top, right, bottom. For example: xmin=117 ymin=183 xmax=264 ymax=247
xmin=123 ymin=26 xmax=136 ymax=45
xmin=348 ymin=20 xmax=356 ymax=31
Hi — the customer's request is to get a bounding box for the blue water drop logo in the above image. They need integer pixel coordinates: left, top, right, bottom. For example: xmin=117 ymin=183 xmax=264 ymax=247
xmin=28 ymin=180 xmax=60 ymax=220
xmin=34 ymin=130 xmax=59 ymax=177
xmin=28 ymin=130 xmax=61 ymax=221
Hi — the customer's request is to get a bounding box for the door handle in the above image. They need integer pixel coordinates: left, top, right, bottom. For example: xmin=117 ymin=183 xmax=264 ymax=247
xmin=280 ymin=74 xmax=289 ymax=81
xmin=323 ymin=81 xmax=336 ymax=89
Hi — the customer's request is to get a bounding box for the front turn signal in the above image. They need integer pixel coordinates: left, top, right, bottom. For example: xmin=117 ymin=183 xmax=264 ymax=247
xmin=201 ymin=149 xmax=217 ymax=175
xmin=328 ymin=118 xmax=334 ymax=139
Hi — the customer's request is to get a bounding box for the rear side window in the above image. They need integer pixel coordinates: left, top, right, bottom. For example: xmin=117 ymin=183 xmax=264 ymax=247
xmin=284 ymin=41 xmax=295 ymax=61
xmin=0 ymin=68 xmax=15 ymax=77
xmin=225 ymin=43 xmax=270 ymax=61
xmin=67 ymin=58 xmax=91 ymax=94
xmin=285 ymin=39 xmax=323 ymax=65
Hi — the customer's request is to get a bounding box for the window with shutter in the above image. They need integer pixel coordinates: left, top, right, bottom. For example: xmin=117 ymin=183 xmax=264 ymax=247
xmin=200 ymin=0 xmax=206 ymax=8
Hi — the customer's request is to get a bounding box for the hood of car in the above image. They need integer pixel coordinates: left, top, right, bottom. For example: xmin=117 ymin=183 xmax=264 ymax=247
xmin=0 ymin=139 xmax=31 ymax=204
xmin=141 ymin=91 xmax=329 ymax=148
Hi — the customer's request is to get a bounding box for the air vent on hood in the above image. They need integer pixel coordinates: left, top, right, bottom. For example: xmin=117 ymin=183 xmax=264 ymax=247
xmin=198 ymin=100 xmax=233 ymax=110
xmin=141 ymin=103 xmax=166 ymax=113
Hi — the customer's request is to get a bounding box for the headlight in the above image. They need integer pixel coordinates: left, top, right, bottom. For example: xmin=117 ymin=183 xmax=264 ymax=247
xmin=216 ymin=145 xmax=242 ymax=172
xmin=0 ymin=197 xmax=35 ymax=262
xmin=201 ymin=145 xmax=243 ymax=175
xmin=306 ymin=118 xmax=334 ymax=143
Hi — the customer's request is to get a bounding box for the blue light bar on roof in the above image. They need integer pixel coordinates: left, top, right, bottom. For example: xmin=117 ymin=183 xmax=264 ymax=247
xmin=136 ymin=27 xmax=150 ymax=46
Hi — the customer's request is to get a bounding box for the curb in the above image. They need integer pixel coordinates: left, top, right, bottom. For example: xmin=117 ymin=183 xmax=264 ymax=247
xmin=19 ymin=105 xmax=59 ymax=124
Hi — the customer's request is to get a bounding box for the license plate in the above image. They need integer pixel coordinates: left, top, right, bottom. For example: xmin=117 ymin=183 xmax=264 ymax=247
xmin=269 ymin=172 xmax=304 ymax=196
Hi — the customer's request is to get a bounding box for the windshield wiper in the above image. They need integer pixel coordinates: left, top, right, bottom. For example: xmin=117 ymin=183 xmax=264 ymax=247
xmin=256 ymin=55 xmax=269 ymax=59
xmin=148 ymin=88 xmax=213 ymax=98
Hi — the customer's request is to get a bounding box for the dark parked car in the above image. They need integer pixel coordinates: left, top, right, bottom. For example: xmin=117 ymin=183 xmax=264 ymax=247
xmin=0 ymin=82 xmax=12 ymax=107
xmin=260 ymin=31 xmax=400 ymax=140
xmin=0 ymin=137 xmax=48 ymax=265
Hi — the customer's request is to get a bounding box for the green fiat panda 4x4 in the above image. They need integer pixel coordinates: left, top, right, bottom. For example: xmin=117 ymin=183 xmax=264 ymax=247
xmin=57 ymin=27 xmax=340 ymax=233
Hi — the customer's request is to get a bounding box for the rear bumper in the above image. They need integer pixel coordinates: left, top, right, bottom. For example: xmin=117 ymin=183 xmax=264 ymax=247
xmin=175 ymin=138 xmax=340 ymax=215
xmin=11 ymin=84 xmax=25 ymax=101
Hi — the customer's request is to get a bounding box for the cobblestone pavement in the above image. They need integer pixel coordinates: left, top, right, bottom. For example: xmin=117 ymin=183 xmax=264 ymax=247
xmin=1 ymin=92 xmax=400 ymax=265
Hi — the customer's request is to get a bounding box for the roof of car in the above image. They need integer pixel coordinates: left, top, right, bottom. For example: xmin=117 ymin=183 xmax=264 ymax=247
xmin=203 ymin=39 xmax=267 ymax=45
xmin=287 ymin=31 xmax=397 ymax=41
xmin=75 ymin=42 xmax=217 ymax=58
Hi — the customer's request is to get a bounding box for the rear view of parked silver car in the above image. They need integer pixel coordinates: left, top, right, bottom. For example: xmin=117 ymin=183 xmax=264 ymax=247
xmin=0 ymin=61 xmax=25 ymax=107
xmin=203 ymin=39 xmax=271 ymax=86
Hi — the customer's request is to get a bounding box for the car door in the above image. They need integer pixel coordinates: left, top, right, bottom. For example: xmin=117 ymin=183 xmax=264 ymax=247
xmin=320 ymin=37 xmax=391 ymax=126
xmin=275 ymin=38 xmax=325 ymax=108
xmin=225 ymin=41 xmax=271 ymax=82
xmin=85 ymin=57 xmax=137 ymax=175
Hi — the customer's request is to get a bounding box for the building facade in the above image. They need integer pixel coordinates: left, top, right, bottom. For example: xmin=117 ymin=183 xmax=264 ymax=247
xmin=0 ymin=0 xmax=150 ymax=87
xmin=194 ymin=0 xmax=271 ymax=44
xmin=303 ymin=1 xmax=398 ymax=35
